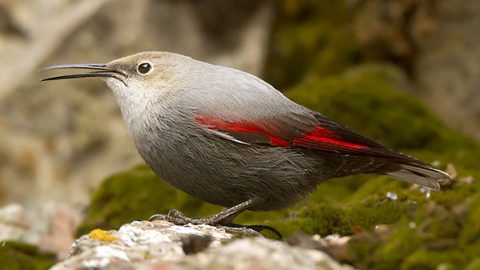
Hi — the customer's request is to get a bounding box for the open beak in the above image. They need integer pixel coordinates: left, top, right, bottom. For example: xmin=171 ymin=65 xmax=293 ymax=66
xmin=40 ymin=64 xmax=127 ymax=86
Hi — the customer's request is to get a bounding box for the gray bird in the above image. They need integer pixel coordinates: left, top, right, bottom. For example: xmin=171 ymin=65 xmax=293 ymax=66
xmin=42 ymin=52 xmax=450 ymax=232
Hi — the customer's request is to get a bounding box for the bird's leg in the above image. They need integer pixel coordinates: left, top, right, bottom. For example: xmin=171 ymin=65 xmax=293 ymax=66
xmin=149 ymin=198 xmax=258 ymax=226
xmin=149 ymin=198 xmax=282 ymax=238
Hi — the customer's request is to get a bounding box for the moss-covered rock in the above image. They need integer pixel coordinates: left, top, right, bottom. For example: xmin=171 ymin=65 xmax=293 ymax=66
xmin=466 ymin=258 xmax=480 ymax=270
xmin=0 ymin=241 xmax=56 ymax=270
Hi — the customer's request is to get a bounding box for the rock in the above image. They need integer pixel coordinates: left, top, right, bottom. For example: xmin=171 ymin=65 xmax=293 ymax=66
xmin=0 ymin=204 xmax=38 ymax=245
xmin=38 ymin=205 xmax=78 ymax=259
xmin=177 ymin=237 xmax=352 ymax=270
xmin=52 ymin=220 xmax=353 ymax=270
xmin=0 ymin=203 xmax=78 ymax=259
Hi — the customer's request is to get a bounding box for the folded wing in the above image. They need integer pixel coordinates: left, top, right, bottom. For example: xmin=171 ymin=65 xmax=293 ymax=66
xmin=195 ymin=111 xmax=450 ymax=190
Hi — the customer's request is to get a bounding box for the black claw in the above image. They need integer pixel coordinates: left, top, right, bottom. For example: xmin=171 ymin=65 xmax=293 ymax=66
xmin=219 ymin=226 xmax=264 ymax=237
xmin=228 ymin=223 xmax=283 ymax=239
xmin=247 ymin=225 xmax=283 ymax=239
xmin=148 ymin=214 xmax=167 ymax=221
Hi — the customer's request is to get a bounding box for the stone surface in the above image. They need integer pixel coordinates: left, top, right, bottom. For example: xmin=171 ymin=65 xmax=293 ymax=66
xmin=51 ymin=220 xmax=353 ymax=270
xmin=0 ymin=204 xmax=38 ymax=244
xmin=0 ymin=203 xmax=78 ymax=259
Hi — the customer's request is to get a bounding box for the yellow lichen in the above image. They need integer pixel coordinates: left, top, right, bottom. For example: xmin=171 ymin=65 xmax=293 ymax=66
xmin=88 ymin=229 xmax=118 ymax=243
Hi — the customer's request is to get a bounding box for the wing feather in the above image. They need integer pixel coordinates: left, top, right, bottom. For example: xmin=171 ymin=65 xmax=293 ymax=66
xmin=195 ymin=111 xmax=450 ymax=188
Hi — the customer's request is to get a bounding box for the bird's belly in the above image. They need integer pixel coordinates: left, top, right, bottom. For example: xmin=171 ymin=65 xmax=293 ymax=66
xmin=137 ymin=134 xmax=321 ymax=210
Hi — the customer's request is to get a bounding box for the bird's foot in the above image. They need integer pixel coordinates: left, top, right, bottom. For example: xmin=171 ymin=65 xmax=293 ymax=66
xmin=148 ymin=210 xmax=282 ymax=239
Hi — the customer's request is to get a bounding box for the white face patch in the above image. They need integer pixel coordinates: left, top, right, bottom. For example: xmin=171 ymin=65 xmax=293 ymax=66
xmin=105 ymin=77 xmax=142 ymax=118
xmin=105 ymin=77 xmax=127 ymax=97
xmin=104 ymin=77 xmax=159 ymax=131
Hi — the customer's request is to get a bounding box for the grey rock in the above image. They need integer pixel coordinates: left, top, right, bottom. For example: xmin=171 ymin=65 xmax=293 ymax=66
xmin=0 ymin=203 xmax=78 ymax=259
xmin=0 ymin=204 xmax=39 ymax=245
xmin=51 ymin=220 xmax=353 ymax=270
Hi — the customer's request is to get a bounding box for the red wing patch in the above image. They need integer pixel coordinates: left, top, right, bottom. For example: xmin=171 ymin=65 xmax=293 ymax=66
xmin=294 ymin=126 xmax=368 ymax=149
xmin=195 ymin=116 xmax=289 ymax=147
xmin=195 ymin=116 xmax=368 ymax=149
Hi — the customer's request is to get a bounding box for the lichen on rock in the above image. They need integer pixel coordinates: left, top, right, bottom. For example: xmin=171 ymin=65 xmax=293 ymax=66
xmin=88 ymin=229 xmax=118 ymax=243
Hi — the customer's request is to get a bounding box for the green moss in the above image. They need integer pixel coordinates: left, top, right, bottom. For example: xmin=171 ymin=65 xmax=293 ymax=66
xmin=343 ymin=182 xmax=480 ymax=269
xmin=283 ymin=192 xmax=414 ymax=237
xmin=465 ymin=258 xmax=480 ymax=270
xmin=0 ymin=241 xmax=56 ymax=270
xmin=371 ymin=226 xmax=422 ymax=270
xmin=460 ymin=194 xmax=480 ymax=246
xmin=401 ymin=249 xmax=462 ymax=270
xmin=345 ymin=195 xmax=412 ymax=230
xmin=345 ymin=176 xmax=405 ymax=203
xmin=290 ymin=203 xmax=350 ymax=235
xmin=347 ymin=236 xmax=380 ymax=268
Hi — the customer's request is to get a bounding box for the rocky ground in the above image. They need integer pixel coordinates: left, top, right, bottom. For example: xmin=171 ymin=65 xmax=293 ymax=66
xmin=51 ymin=220 xmax=353 ymax=270
xmin=0 ymin=203 xmax=354 ymax=269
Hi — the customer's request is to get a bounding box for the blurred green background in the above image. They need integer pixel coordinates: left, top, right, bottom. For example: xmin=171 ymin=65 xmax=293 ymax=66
xmin=0 ymin=0 xmax=479 ymax=269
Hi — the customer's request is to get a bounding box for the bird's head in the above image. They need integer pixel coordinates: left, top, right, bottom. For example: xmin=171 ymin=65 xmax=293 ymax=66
xmin=42 ymin=51 xmax=192 ymax=102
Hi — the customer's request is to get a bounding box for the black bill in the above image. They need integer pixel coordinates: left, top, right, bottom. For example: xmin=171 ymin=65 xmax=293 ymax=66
xmin=41 ymin=64 xmax=127 ymax=86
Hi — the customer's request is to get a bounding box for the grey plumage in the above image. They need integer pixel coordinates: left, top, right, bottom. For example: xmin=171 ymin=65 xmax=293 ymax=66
xmin=42 ymin=51 xmax=450 ymax=216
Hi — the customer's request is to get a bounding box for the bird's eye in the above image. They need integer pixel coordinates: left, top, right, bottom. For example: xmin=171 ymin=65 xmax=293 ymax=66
xmin=137 ymin=62 xmax=152 ymax=75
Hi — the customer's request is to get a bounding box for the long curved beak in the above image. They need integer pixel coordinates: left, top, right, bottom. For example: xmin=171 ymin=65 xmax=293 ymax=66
xmin=40 ymin=64 xmax=127 ymax=86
